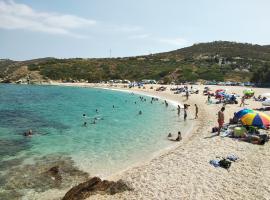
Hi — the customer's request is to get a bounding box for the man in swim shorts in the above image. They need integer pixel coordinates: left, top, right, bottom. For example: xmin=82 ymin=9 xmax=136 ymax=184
xmin=218 ymin=107 xmax=225 ymax=135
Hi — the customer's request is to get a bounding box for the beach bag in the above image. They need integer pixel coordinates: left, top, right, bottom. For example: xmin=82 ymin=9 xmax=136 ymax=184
xmin=212 ymin=127 xmax=219 ymax=133
xmin=219 ymin=159 xmax=231 ymax=169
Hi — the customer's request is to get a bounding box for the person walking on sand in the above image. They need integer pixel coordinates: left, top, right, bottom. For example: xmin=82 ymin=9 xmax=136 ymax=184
xmin=195 ymin=104 xmax=198 ymax=119
xmin=218 ymin=107 xmax=225 ymax=135
xmin=186 ymin=90 xmax=189 ymax=100
xmin=240 ymin=95 xmax=245 ymax=107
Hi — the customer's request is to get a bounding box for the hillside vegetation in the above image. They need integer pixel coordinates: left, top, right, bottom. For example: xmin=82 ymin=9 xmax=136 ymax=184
xmin=1 ymin=41 xmax=270 ymax=85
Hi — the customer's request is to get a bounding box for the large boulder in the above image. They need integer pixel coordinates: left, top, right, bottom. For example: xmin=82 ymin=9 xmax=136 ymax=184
xmin=62 ymin=177 xmax=132 ymax=200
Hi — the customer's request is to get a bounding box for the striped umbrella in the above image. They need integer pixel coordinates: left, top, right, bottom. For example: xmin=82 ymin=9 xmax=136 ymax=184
xmin=235 ymin=108 xmax=270 ymax=128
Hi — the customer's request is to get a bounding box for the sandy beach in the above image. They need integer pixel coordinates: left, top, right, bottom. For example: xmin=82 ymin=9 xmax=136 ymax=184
xmin=53 ymin=83 xmax=270 ymax=200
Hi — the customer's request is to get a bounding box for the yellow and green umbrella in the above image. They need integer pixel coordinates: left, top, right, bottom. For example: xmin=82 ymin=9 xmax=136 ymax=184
xmin=243 ymin=89 xmax=254 ymax=97
xmin=235 ymin=108 xmax=270 ymax=128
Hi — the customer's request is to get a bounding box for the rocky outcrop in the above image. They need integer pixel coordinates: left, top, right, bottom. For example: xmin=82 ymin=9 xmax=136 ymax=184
xmin=62 ymin=177 xmax=132 ymax=200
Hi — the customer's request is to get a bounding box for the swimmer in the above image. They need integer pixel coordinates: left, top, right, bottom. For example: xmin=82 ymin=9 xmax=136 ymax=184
xmin=138 ymin=110 xmax=142 ymax=115
xmin=24 ymin=129 xmax=33 ymax=137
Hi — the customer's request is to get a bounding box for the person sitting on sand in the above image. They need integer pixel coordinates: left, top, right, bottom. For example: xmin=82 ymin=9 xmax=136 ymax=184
xmin=207 ymin=94 xmax=211 ymax=103
xmin=229 ymin=112 xmax=239 ymax=124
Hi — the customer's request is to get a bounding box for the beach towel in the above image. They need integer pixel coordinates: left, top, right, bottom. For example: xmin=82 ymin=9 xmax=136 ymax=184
xmin=209 ymin=160 xmax=220 ymax=167
xmin=226 ymin=154 xmax=238 ymax=162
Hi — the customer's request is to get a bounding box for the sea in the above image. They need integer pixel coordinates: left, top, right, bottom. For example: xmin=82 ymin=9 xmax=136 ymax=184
xmin=0 ymin=84 xmax=191 ymax=199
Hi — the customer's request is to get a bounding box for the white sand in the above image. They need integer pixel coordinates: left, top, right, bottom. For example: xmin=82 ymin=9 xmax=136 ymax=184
xmin=53 ymin=83 xmax=270 ymax=200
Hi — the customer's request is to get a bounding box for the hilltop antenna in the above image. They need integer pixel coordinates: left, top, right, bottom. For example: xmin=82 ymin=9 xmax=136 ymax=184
xmin=109 ymin=49 xmax=112 ymax=58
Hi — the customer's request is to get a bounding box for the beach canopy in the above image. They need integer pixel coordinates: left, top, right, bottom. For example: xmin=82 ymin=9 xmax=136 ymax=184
xmin=235 ymin=108 xmax=270 ymax=128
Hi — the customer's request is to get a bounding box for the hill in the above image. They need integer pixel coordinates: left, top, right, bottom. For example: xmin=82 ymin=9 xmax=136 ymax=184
xmin=1 ymin=41 xmax=270 ymax=85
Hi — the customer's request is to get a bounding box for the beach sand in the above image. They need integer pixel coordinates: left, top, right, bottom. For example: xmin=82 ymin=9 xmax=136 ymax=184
xmin=54 ymin=83 xmax=270 ymax=200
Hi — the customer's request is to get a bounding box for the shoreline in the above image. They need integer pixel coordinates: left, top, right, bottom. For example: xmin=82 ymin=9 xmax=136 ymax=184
xmin=50 ymin=82 xmax=196 ymax=180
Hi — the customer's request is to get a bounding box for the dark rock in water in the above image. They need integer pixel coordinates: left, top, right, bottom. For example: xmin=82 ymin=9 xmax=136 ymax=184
xmin=3 ymin=155 xmax=89 ymax=193
xmin=0 ymin=189 xmax=22 ymax=200
xmin=108 ymin=179 xmax=132 ymax=195
xmin=62 ymin=177 xmax=132 ymax=200
xmin=45 ymin=166 xmax=62 ymax=184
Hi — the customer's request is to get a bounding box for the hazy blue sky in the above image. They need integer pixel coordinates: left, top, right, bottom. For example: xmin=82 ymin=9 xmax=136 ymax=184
xmin=1 ymin=0 xmax=270 ymax=60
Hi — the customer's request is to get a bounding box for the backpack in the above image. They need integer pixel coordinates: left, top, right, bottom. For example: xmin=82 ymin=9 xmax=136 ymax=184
xmin=212 ymin=127 xmax=219 ymax=133
xmin=219 ymin=159 xmax=231 ymax=169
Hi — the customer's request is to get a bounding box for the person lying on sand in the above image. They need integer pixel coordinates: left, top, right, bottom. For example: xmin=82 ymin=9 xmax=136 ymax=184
xmin=239 ymin=133 xmax=268 ymax=145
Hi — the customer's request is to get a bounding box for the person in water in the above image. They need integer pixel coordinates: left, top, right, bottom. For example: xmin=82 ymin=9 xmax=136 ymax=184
xmin=184 ymin=108 xmax=187 ymax=121
xmin=177 ymin=105 xmax=181 ymax=116
xmin=165 ymin=100 xmax=168 ymax=107
xmin=83 ymin=114 xmax=87 ymax=126
xmin=24 ymin=129 xmax=33 ymax=137
xmin=176 ymin=131 xmax=182 ymax=141
xmin=139 ymin=110 xmax=142 ymax=115
xmin=168 ymin=131 xmax=182 ymax=141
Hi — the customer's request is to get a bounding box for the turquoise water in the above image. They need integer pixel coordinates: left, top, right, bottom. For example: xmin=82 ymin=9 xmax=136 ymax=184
xmin=0 ymin=84 xmax=191 ymax=198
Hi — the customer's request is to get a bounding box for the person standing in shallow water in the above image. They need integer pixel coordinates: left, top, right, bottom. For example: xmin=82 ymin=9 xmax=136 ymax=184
xmin=177 ymin=105 xmax=181 ymax=116
xmin=165 ymin=100 xmax=168 ymax=107
xmin=184 ymin=108 xmax=187 ymax=121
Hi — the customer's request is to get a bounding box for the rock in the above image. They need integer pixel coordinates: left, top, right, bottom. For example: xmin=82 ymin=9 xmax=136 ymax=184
xmin=62 ymin=177 xmax=132 ymax=200
xmin=46 ymin=166 xmax=62 ymax=182
xmin=108 ymin=179 xmax=132 ymax=195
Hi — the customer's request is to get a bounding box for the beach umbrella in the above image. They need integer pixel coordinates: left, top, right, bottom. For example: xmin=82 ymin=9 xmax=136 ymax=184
xmin=243 ymin=89 xmax=254 ymax=97
xmin=235 ymin=108 xmax=270 ymax=128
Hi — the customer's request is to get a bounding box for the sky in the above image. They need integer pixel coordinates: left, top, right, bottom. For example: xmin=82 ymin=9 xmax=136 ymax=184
xmin=1 ymin=0 xmax=270 ymax=60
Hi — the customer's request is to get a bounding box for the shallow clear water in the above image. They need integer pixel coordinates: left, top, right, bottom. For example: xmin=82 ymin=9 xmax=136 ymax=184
xmin=0 ymin=84 xmax=191 ymax=198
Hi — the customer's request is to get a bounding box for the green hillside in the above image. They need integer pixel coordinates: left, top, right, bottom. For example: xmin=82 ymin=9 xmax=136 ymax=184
xmin=1 ymin=41 xmax=270 ymax=84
